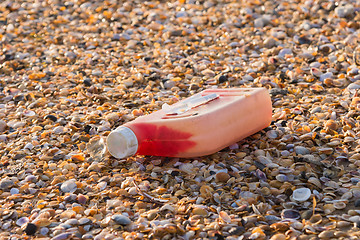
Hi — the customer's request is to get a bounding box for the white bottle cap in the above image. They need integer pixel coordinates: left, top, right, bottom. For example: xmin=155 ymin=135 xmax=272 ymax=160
xmin=106 ymin=126 xmax=138 ymax=159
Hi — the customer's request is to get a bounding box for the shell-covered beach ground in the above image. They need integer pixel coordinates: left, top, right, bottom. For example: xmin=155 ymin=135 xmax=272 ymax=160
xmin=1 ymin=0 xmax=360 ymax=239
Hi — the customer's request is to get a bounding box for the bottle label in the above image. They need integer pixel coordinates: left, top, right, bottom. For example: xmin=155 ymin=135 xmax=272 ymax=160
xmin=164 ymin=93 xmax=219 ymax=116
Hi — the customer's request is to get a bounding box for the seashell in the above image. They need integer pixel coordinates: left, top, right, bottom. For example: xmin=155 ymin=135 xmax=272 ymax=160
xmin=266 ymin=130 xmax=278 ymax=139
xmin=322 ymin=187 xmax=335 ymax=192
xmin=308 ymin=177 xmax=322 ymax=188
xmin=333 ymin=201 xmax=347 ymax=210
xmin=281 ymin=209 xmax=300 ymax=220
xmin=323 ymin=204 xmax=335 ymax=215
xmin=270 ymin=222 xmax=289 ymax=232
xmin=301 ymin=210 xmax=313 ymax=220
xmin=219 ymin=211 xmax=231 ymax=223
xmin=276 ymin=174 xmax=288 ymax=182
xmin=255 ymin=169 xmax=267 ymax=181
xmin=339 ymin=177 xmax=350 ymax=183
xmin=341 ymin=191 xmax=352 ymax=200
xmin=344 ymin=137 xmax=354 ymax=143
xmin=318 ymin=148 xmax=333 ymax=155
xmin=311 ymin=67 xmax=322 ymax=77
xmin=265 ymin=215 xmax=281 ymax=221
xmin=324 ymin=180 xmax=339 ymax=189
xmin=291 ymin=221 xmax=303 ymax=230
xmin=270 ymin=233 xmax=287 ymax=240
xmin=318 ymin=230 xmax=335 ymax=239
xmin=200 ymin=185 xmax=214 ymax=198
xmin=309 ymin=214 xmax=322 ymax=224
xmin=16 ymin=217 xmax=29 ymax=226
xmin=292 ymin=188 xmax=311 ymax=202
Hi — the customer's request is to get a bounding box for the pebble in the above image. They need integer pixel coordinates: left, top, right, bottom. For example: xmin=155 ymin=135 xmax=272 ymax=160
xmin=294 ymin=146 xmax=310 ymax=155
xmin=16 ymin=217 xmax=29 ymax=227
xmin=60 ymin=180 xmax=77 ymax=193
xmin=111 ymin=215 xmax=132 ymax=225
xmin=335 ymin=5 xmax=354 ymax=18
xmin=23 ymin=223 xmax=37 ymax=235
xmin=264 ymin=37 xmax=277 ymax=48
xmin=51 ymin=233 xmax=72 ymax=240
xmin=0 ymin=179 xmax=15 ymax=190
xmin=10 ymin=188 xmax=19 ymax=194
xmin=53 ymin=126 xmax=65 ymax=134
xmin=215 ymin=172 xmax=230 ymax=183
xmin=278 ymin=48 xmax=292 ymax=58
xmin=40 ymin=227 xmax=50 ymax=235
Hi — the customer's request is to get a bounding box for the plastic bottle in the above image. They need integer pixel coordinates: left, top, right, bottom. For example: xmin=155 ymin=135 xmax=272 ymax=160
xmin=107 ymin=87 xmax=272 ymax=158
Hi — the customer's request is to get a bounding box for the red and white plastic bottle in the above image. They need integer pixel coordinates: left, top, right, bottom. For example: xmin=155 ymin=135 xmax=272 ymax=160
xmin=107 ymin=88 xmax=272 ymax=158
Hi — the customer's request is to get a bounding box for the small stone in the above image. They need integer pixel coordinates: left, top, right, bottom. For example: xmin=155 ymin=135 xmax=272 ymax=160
xmin=254 ymin=15 xmax=271 ymax=28
xmin=164 ymin=80 xmax=176 ymax=89
xmin=77 ymin=194 xmax=87 ymax=204
xmin=112 ymin=34 xmax=120 ymax=41
xmin=16 ymin=217 xmax=29 ymax=226
xmin=40 ymin=227 xmax=49 ymax=236
xmin=0 ymin=178 xmax=15 ymax=190
xmin=266 ymin=130 xmax=278 ymax=139
xmin=269 ymin=89 xmax=288 ymax=96
xmin=53 ymin=126 xmax=65 ymax=134
xmin=44 ymin=115 xmax=57 ymax=122
xmin=294 ymin=146 xmax=310 ymax=155
xmin=264 ymin=37 xmax=277 ymax=48
xmin=51 ymin=233 xmax=72 ymax=240
xmin=65 ymin=219 xmax=79 ymax=225
xmin=347 ymin=83 xmax=360 ymax=91
xmin=218 ymin=75 xmax=228 ymax=83
xmin=215 ymin=172 xmax=230 ymax=183
xmin=335 ymin=5 xmax=354 ymax=18
xmin=64 ymin=51 xmax=76 ymax=59
xmin=170 ymin=29 xmax=183 ymax=37
xmin=79 ymin=218 xmax=92 ymax=225
xmin=23 ymin=223 xmax=37 ymax=235
xmin=83 ymin=78 xmax=92 ymax=86
xmin=61 ymin=179 xmax=77 ymax=193
xmin=278 ymin=48 xmax=292 ymax=58
xmin=10 ymin=188 xmax=19 ymax=194
xmin=111 ymin=214 xmax=131 ymax=225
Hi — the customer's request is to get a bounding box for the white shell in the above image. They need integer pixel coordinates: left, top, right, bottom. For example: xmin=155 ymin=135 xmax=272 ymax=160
xmin=292 ymin=188 xmax=311 ymax=202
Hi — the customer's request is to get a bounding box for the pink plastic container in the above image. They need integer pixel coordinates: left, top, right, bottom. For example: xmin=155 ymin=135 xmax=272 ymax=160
xmin=107 ymin=88 xmax=272 ymax=158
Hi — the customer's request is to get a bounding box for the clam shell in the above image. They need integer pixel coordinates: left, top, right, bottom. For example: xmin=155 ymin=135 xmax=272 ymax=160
xmin=334 ymin=201 xmax=347 ymax=210
xmin=323 ymin=204 xmax=335 ymax=215
xmin=292 ymin=188 xmax=311 ymax=202
xmin=281 ymin=209 xmax=300 ymax=220
xmin=308 ymin=177 xmax=322 ymax=188
xmin=341 ymin=191 xmax=353 ymax=200
xmin=309 ymin=214 xmax=322 ymax=224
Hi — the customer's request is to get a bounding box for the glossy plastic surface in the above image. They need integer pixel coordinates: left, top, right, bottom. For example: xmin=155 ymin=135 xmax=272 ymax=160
xmin=120 ymin=88 xmax=272 ymax=158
